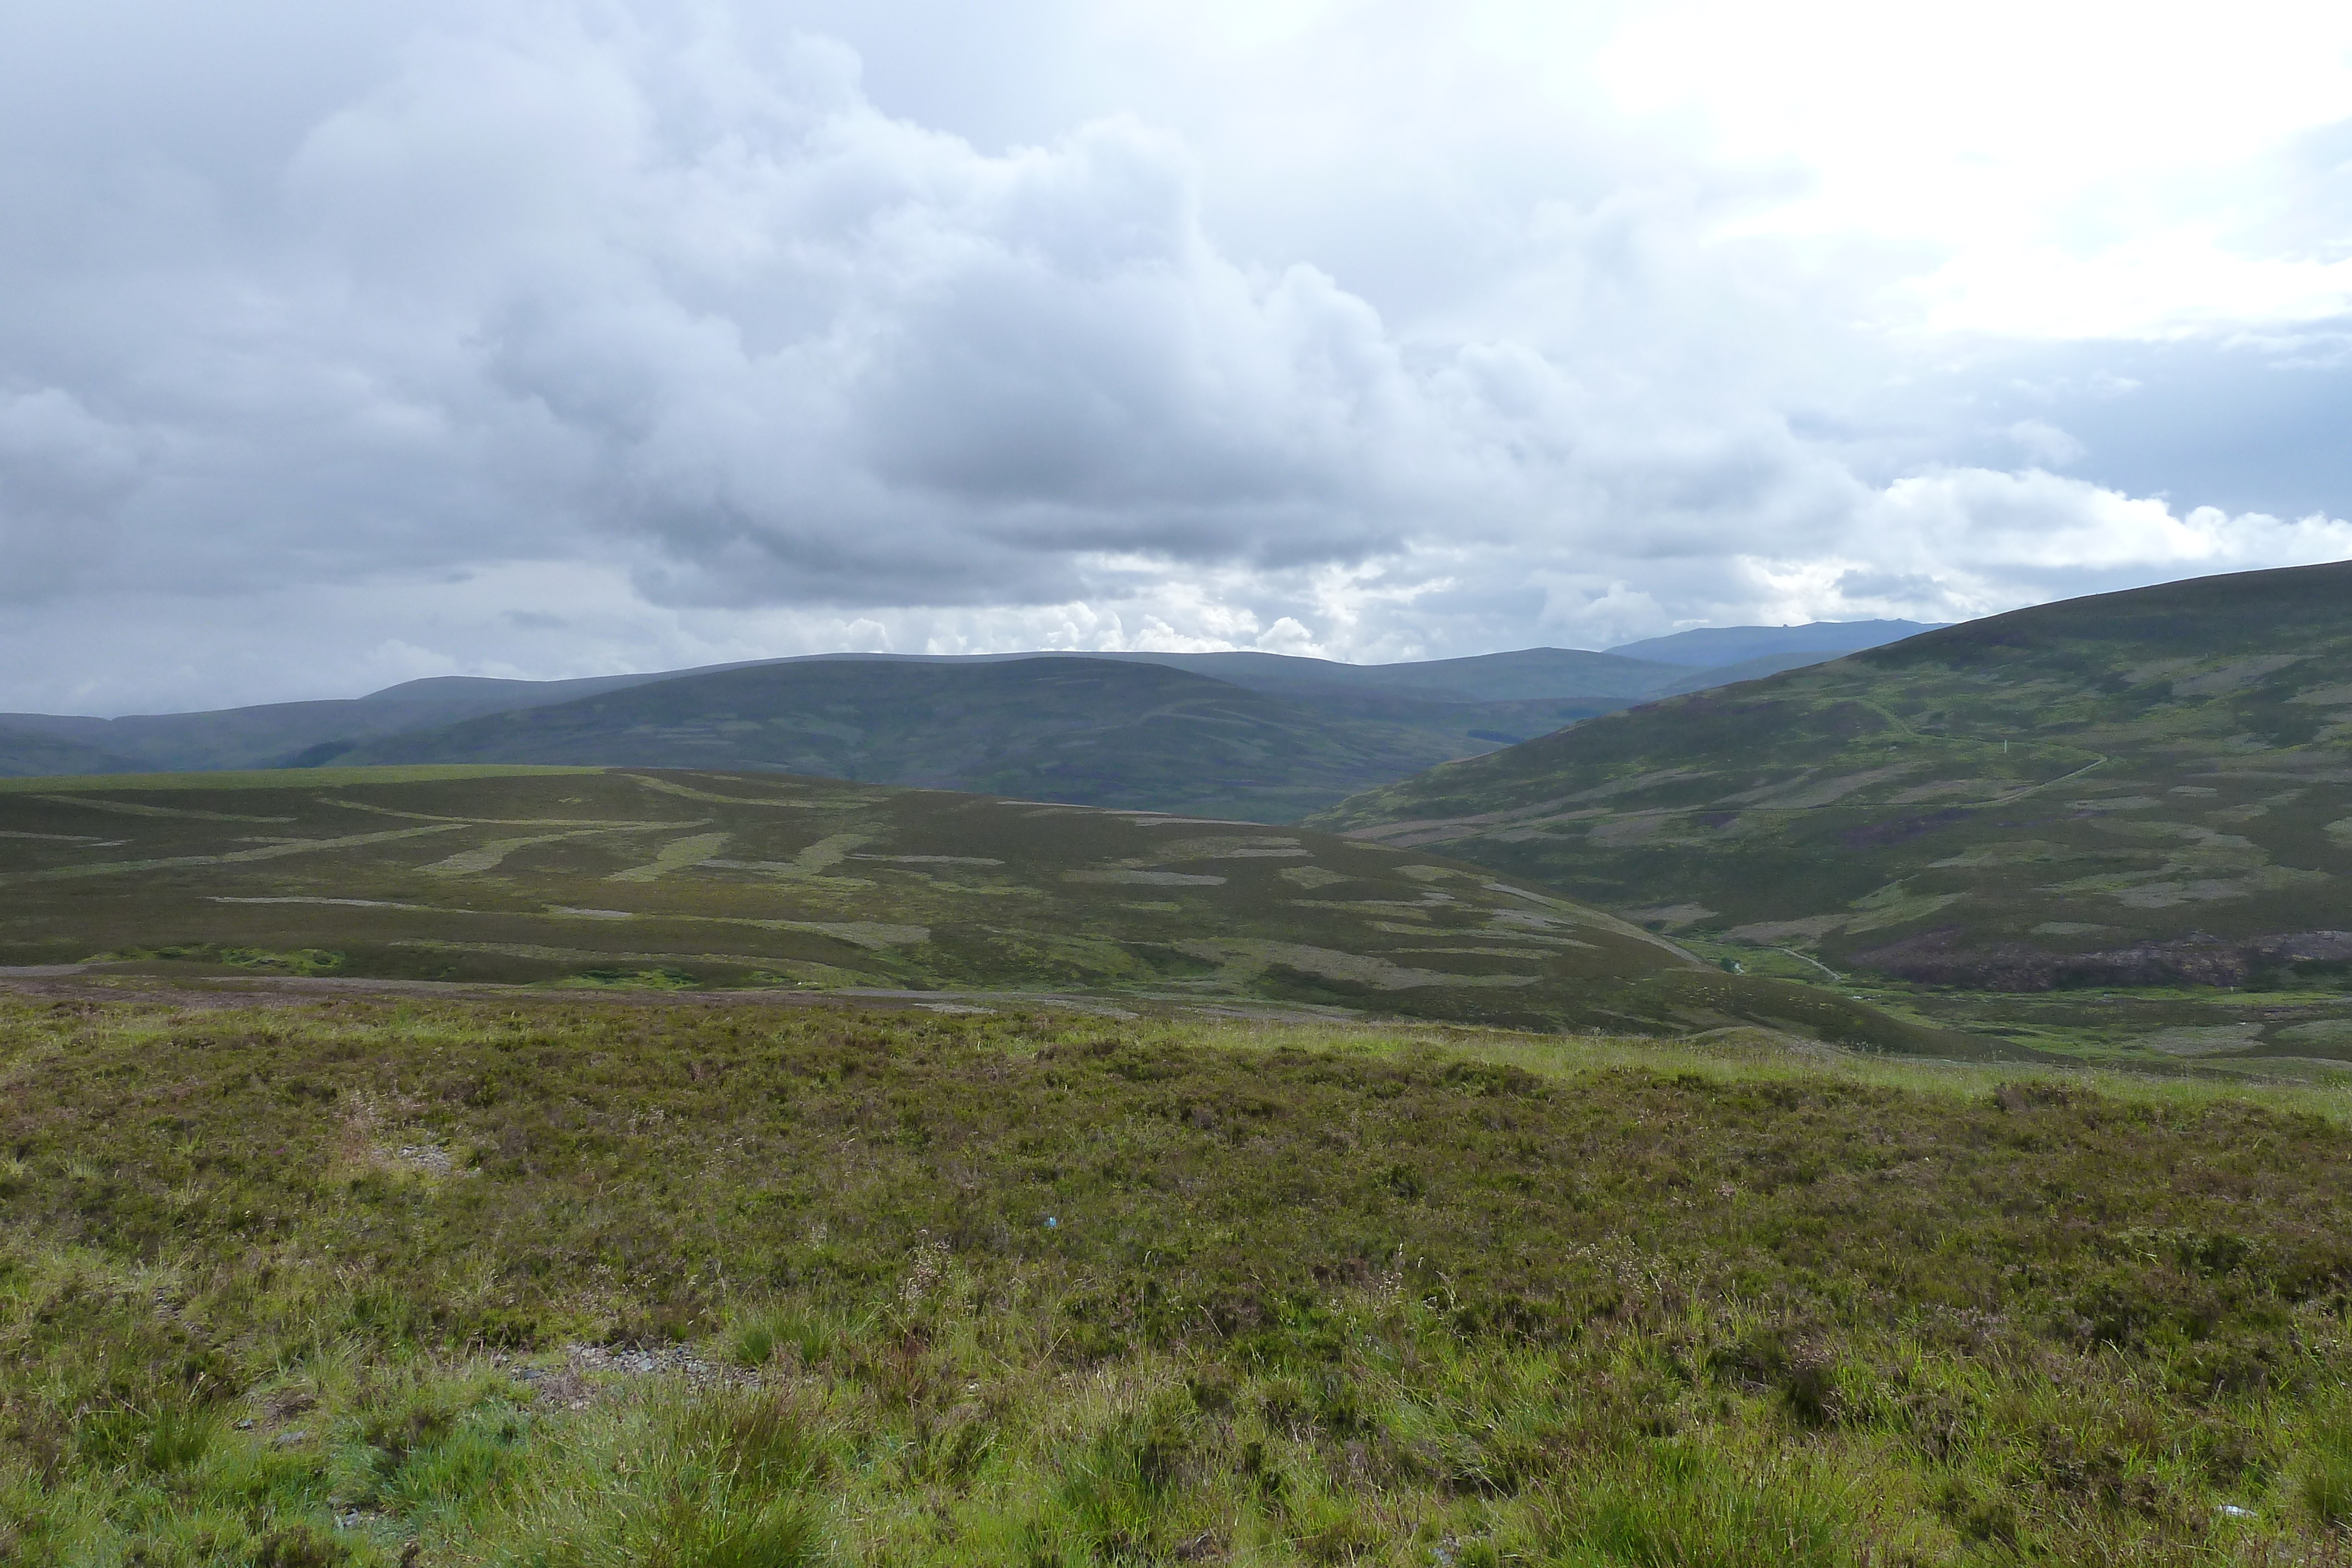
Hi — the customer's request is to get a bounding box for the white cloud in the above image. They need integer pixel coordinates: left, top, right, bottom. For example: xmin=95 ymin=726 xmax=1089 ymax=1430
xmin=1726 ymin=470 xmax=2352 ymax=626
xmin=2005 ymin=420 xmax=2086 ymax=468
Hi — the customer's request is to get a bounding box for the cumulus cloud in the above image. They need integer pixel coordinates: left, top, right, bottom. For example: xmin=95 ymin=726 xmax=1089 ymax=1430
xmin=1735 ymin=471 xmax=2352 ymax=625
xmin=0 ymin=0 xmax=2346 ymax=713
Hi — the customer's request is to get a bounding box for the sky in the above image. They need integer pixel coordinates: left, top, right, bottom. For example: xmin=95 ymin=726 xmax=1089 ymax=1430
xmin=2 ymin=0 xmax=2349 ymax=714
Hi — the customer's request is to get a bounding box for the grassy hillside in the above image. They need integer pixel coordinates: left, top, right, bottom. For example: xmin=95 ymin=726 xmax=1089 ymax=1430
xmin=328 ymin=660 xmax=1588 ymax=822
xmin=0 ymin=765 xmax=1967 ymax=1048
xmin=1314 ymin=562 xmax=2352 ymax=995
xmin=9 ymin=991 xmax=2352 ymax=1564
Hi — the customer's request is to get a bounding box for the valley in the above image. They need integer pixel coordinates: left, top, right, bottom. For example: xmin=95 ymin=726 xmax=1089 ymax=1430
xmin=0 ymin=764 xmax=1975 ymax=1051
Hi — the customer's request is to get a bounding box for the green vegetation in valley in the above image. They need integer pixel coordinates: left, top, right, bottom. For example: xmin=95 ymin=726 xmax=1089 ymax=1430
xmin=0 ymin=765 xmax=1967 ymax=1048
xmin=1662 ymin=936 xmax=2352 ymax=1080
xmin=1314 ymin=562 xmax=2352 ymax=1007
xmin=8 ymin=991 xmax=2352 ymax=1564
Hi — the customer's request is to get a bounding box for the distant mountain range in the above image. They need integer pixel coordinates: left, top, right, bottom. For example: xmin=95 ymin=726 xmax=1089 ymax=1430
xmin=1314 ymin=564 xmax=2351 ymax=989
xmin=1609 ymin=620 xmax=1944 ymax=667
xmin=332 ymin=659 xmax=1524 ymax=823
xmin=0 ymin=623 xmax=1943 ymax=817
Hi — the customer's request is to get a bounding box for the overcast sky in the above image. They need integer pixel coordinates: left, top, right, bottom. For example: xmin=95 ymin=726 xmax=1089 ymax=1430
xmin=3 ymin=0 xmax=2349 ymax=714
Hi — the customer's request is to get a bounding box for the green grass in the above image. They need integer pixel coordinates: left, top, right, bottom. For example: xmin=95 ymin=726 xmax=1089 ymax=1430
xmin=9 ymin=991 xmax=2352 ymax=1563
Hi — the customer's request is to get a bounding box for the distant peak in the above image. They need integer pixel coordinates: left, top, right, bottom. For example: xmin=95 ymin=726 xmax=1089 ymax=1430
xmin=1604 ymin=620 xmax=1945 ymax=668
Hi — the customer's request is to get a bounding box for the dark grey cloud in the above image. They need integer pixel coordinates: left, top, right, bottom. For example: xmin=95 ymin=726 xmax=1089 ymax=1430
xmin=0 ymin=0 xmax=2346 ymax=714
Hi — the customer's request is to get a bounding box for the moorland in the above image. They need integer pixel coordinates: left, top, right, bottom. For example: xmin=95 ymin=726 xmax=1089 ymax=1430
xmin=6 ymin=574 xmax=2351 ymax=1565
xmin=11 ymin=989 xmax=2352 ymax=1566
xmin=0 ymin=765 xmax=1958 ymax=1050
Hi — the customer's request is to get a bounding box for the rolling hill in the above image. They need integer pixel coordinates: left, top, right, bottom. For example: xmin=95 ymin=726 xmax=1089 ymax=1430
xmin=0 ymin=668 xmax=709 ymax=775
xmin=0 ymin=764 xmax=1979 ymax=1048
xmin=0 ymin=631 xmax=1927 ymax=784
xmin=1314 ymin=561 xmax=2352 ymax=992
xmin=326 ymin=658 xmax=1544 ymax=821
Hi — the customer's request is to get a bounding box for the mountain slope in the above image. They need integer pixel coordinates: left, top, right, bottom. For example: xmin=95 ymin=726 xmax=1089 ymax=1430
xmin=334 ymin=658 xmax=1516 ymax=821
xmin=1652 ymin=649 xmax=1866 ymax=695
xmin=0 ymin=765 xmax=1983 ymax=1048
xmin=1314 ymin=561 xmax=2352 ymax=988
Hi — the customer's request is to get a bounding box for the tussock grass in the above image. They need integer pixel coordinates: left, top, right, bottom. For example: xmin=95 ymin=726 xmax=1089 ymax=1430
xmin=6 ymin=993 xmax=2352 ymax=1563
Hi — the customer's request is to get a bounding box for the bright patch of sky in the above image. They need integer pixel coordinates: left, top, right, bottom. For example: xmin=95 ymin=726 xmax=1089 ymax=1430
xmin=0 ymin=0 xmax=2347 ymax=713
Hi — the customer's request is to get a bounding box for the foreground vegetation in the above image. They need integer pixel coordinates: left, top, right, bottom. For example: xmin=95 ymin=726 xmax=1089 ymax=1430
xmin=8 ymin=990 xmax=2352 ymax=1564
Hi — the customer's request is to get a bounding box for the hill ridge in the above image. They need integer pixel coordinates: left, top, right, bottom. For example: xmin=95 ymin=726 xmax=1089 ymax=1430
xmin=1313 ymin=560 xmax=2352 ymax=995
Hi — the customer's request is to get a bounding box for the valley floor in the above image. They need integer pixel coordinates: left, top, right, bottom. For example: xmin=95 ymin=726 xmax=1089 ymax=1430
xmin=8 ymin=986 xmax=2352 ymax=1564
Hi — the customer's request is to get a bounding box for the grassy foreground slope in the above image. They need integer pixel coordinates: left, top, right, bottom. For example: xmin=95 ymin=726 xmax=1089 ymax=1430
xmin=8 ymin=992 xmax=2352 ymax=1564
xmin=1315 ymin=562 xmax=2352 ymax=992
xmin=0 ymin=765 xmax=1958 ymax=1047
